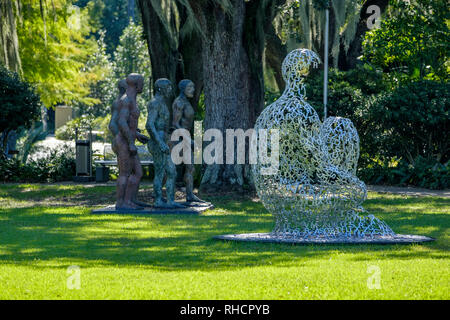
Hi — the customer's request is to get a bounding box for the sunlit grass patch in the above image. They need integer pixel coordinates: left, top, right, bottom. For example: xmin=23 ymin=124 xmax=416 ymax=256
xmin=0 ymin=184 xmax=448 ymax=299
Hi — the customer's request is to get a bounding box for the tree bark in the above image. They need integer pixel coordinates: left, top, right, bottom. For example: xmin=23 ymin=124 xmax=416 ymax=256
xmin=338 ymin=0 xmax=389 ymax=70
xmin=137 ymin=0 xmax=179 ymax=91
xmin=176 ymin=3 xmax=203 ymax=114
xmin=198 ymin=0 xmax=251 ymax=190
xmin=0 ymin=0 xmax=22 ymax=75
xmin=138 ymin=0 xmax=284 ymax=191
xmin=265 ymin=23 xmax=287 ymax=92
xmin=198 ymin=0 xmax=281 ymax=191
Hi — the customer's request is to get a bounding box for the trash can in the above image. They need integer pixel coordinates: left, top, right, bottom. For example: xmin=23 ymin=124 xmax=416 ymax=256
xmin=95 ymin=166 xmax=110 ymax=183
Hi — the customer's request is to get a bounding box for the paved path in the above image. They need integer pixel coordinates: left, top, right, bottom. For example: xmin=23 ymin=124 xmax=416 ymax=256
xmin=368 ymin=185 xmax=449 ymax=198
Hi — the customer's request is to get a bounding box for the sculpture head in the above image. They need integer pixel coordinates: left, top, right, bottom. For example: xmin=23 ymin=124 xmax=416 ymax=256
xmin=126 ymin=73 xmax=144 ymax=94
xmin=281 ymin=49 xmax=321 ymax=84
xmin=154 ymin=78 xmax=173 ymax=98
xmin=178 ymin=79 xmax=195 ymax=98
xmin=117 ymin=79 xmax=128 ymax=96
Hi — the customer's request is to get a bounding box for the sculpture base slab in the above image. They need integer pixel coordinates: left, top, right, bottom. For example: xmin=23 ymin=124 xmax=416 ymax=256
xmin=92 ymin=203 xmax=213 ymax=215
xmin=214 ymin=233 xmax=434 ymax=244
xmin=181 ymin=201 xmax=214 ymax=208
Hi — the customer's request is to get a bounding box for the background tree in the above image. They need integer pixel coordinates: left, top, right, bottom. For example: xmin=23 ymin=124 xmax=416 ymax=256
xmin=0 ymin=0 xmax=22 ymax=75
xmin=74 ymin=29 xmax=115 ymax=118
xmin=138 ymin=0 xmax=287 ymax=190
xmin=18 ymin=0 xmax=101 ymax=107
xmin=363 ymin=0 xmax=449 ymax=84
xmin=76 ymin=0 xmax=139 ymax=54
xmin=112 ymin=20 xmax=151 ymax=112
xmin=272 ymin=0 xmax=389 ymax=73
xmin=0 ymin=67 xmax=41 ymax=154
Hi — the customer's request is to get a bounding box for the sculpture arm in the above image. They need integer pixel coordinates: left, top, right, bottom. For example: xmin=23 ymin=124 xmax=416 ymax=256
xmin=136 ymin=131 xmax=150 ymax=144
xmin=108 ymin=101 xmax=119 ymax=136
xmin=146 ymin=103 xmax=169 ymax=153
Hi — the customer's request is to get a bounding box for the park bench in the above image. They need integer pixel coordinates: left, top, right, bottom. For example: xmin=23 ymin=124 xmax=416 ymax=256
xmin=94 ymin=144 xmax=153 ymax=182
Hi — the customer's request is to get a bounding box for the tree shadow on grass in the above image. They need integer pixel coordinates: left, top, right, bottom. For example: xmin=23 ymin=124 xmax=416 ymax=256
xmin=0 ymin=193 xmax=447 ymax=271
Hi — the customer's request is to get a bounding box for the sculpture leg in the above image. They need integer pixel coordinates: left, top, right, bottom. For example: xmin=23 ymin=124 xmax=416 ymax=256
xmin=151 ymin=144 xmax=166 ymax=208
xmin=115 ymin=138 xmax=141 ymax=210
xmin=162 ymin=154 xmax=185 ymax=208
xmin=185 ymin=163 xmax=203 ymax=202
xmin=125 ymin=154 xmax=147 ymax=208
xmin=130 ymin=154 xmax=151 ymax=207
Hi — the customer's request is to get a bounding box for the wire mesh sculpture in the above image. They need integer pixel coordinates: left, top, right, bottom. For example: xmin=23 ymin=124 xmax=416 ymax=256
xmin=252 ymin=48 xmax=395 ymax=238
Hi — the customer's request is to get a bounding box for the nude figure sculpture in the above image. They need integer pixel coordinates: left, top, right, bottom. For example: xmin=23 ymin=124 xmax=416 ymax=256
xmin=146 ymin=78 xmax=185 ymax=209
xmin=112 ymin=73 xmax=150 ymax=210
xmin=172 ymin=79 xmax=205 ymax=203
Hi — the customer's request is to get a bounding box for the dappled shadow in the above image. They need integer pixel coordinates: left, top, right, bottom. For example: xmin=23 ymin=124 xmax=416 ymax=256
xmin=0 ymin=187 xmax=448 ymax=271
xmin=0 ymin=184 xmax=116 ymax=207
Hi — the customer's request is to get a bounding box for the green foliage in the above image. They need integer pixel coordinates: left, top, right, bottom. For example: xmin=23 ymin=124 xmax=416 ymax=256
xmin=76 ymin=0 xmax=137 ymax=55
xmin=18 ymin=0 xmax=101 ymax=107
xmin=275 ymin=0 xmax=362 ymax=66
xmin=363 ymin=0 xmax=449 ymax=83
xmin=301 ymin=67 xmax=449 ymax=189
xmin=367 ymin=80 xmax=449 ymax=164
xmin=312 ymin=0 xmax=330 ymax=10
xmin=74 ymin=30 xmax=116 ymax=117
xmin=0 ymin=66 xmax=41 ymax=150
xmin=73 ymin=20 xmax=152 ymax=119
xmin=55 ymin=114 xmax=95 ymax=141
xmin=0 ymin=145 xmax=75 ymax=183
xmin=304 ymin=65 xmax=387 ymax=162
xmin=112 ymin=20 xmax=151 ymax=111
xmin=17 ymin=122 xmax=48 ymax=163
xmin=194 ymin=92 xmax=206 ymax=122
xmin=359 ymin=157 xmax=450 ymax=190
xmin=264 ymin=87 xmax=280 ymax=107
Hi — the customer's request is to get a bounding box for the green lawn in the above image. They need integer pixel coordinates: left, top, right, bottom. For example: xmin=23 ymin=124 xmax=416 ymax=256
xmin=0 ymin=183 xmax=448 ymax=299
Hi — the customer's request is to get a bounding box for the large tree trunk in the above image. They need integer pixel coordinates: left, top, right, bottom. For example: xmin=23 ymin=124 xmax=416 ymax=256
xmin=176 ymin=3 xmax=204 ymax=114
xmin=0 ymin=0 xmax=21 ymax=75
xmin=338 ymin=0 xmax=389 ymax=70
xmin=138 ymin=0 xmax=203 ymax=113
xmin=199 ymin=0 xmax=252 ymax=190
xmin=137 ymin=0 xmax=179 ymax=92
xmin=263 ymin=0 xmax=287 ymax=92
xmin=138 ymin=0 xmax=283 ymax=191
xmin=0 ymin=1 xmax=22 ymax=157
xmin=198 ymin=0 xmax=279 ymax=191
xmin=265 ymin=23 xmax=287 ymax=92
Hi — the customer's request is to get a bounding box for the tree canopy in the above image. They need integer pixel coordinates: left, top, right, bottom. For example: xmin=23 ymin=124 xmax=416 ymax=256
xmin=17 ymin=0 xmax=105 ymax=107
xmin=363 ymin=0 xmax=449 ymax=83
xmin=0 ymin=67 xmax=41 ymax=151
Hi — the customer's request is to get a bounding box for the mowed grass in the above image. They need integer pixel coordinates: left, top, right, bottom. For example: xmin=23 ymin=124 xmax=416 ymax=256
xmin=0 ymin=183 xmax=448 ymax=299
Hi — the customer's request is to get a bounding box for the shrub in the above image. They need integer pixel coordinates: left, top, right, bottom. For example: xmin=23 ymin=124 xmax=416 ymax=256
xmin=367 ymin=80 xmax=449 ymax=164
xmin=0 ymin=66 xmax=41 ymax=151
xmin=0 ymin=145 xmax=75 ymax=183
xmin=358 ymin=156 xmax=450 ymax=190
xmin=55 ymin=115 xmax=95 ymax=141
xmin=304 ymin=65 xmax=387 ymax=166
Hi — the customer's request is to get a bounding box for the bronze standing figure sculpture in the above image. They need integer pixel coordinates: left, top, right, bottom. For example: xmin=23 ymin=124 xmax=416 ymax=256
xmin=172 ymin=79 xmax=205 ymax=203
xmin=112 ymin=73 xmax=149 ymax=210
xmin=146 ymin=78 xmax=185 ymax=209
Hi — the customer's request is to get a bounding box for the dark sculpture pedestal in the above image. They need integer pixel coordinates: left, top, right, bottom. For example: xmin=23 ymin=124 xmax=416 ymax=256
xmin=92 ymin=202 xmax=214 ymax=215
xmin=213 ymin=233 xmax=435 ymax=245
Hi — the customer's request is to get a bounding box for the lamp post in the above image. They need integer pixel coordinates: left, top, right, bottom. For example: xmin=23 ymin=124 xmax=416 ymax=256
xmin=323 ymin=1 xmax=330 ymax=120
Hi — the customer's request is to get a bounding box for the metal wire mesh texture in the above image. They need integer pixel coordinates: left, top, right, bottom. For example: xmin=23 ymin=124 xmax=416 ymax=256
xmin=252 ymin=48 xmax=395 ymax=239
